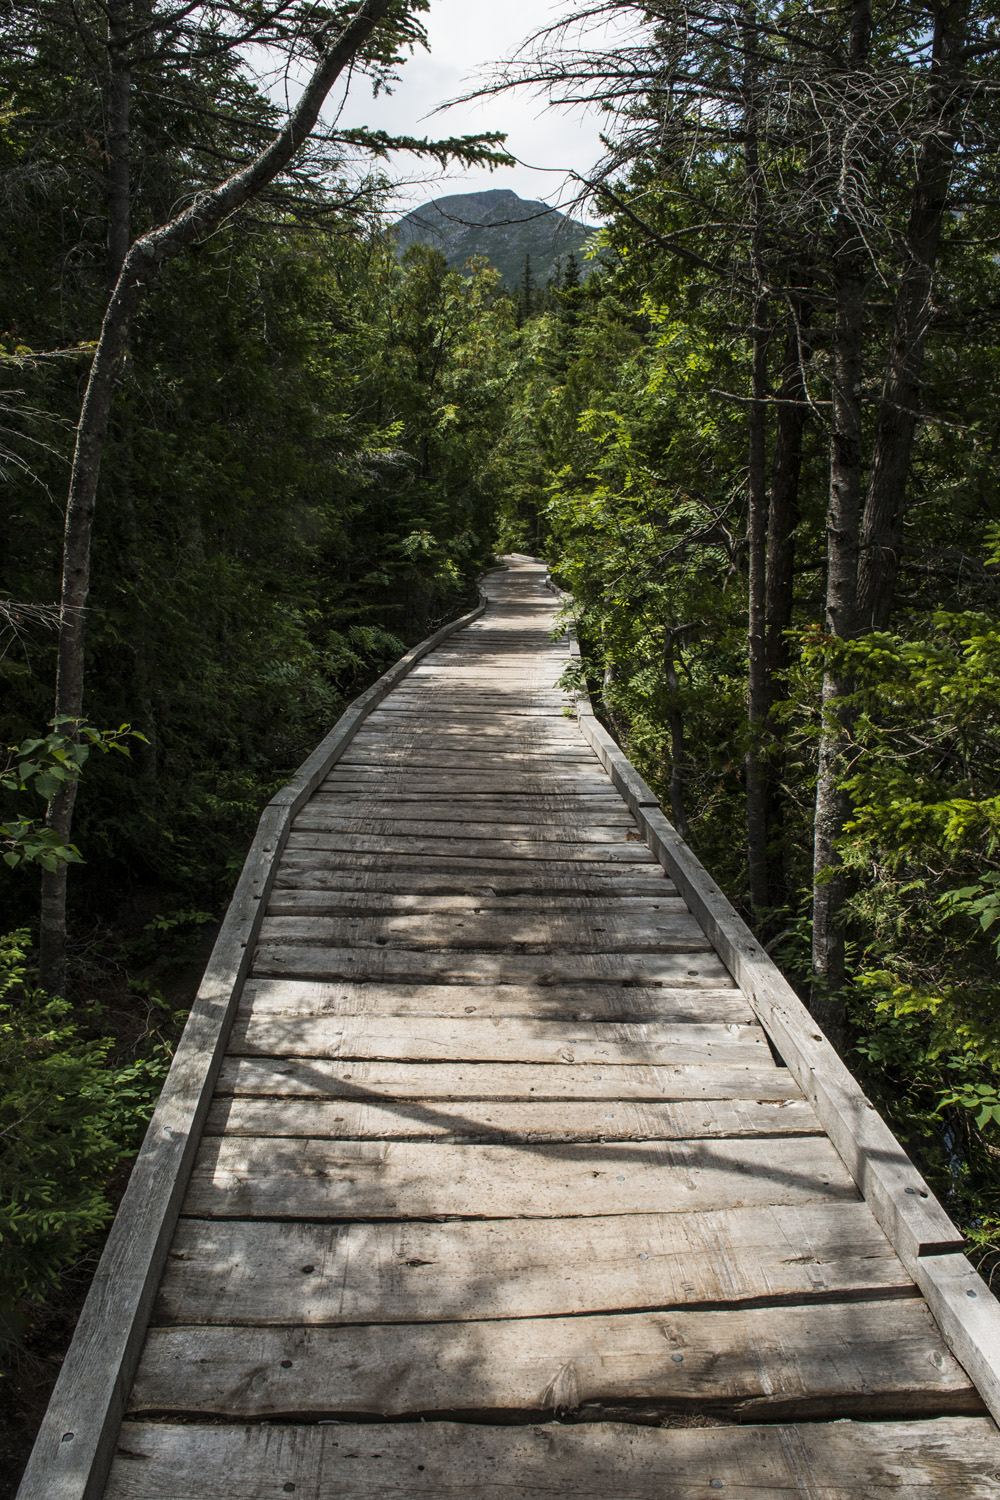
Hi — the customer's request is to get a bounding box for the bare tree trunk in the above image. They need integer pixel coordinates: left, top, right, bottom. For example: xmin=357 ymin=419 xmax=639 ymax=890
xmin=811 ymin=252 xmax=865 ymax=1047
xmin=741 ymin=6 xmax=771 ymax=911
xmin=766 ymin=319 xmax=810 ymax=685
xmin=810 ymin=0 xmax=872 ymax=1049
xmin=664 ymin=625 xmax=691 ymax=841
xmin=762 ymin=315 xmax=810 ymax=902
xmin=857 ymin=0 xmax=969 ymax=630
xmin=37 ymin=0 xmax=396 ymax=992
xmin=106 ymin=0 xmax=132 ymax=288
xmin=745 ymin=292 xmax=770 ymax=910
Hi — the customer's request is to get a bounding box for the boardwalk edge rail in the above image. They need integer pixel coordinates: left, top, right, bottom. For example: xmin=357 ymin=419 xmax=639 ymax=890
xmin=16 ymin=594 xmax=488 ymax=1500
xmin=549 ymin=576 xmax=1000 ymax=1426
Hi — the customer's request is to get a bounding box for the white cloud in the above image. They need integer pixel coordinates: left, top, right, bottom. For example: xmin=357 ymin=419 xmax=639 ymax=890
xmin=336 ymin=0 xmax=608 ymax=222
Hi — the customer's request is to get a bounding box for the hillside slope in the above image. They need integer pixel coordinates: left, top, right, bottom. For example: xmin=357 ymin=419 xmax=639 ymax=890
xmin=392 ymin=189 xmax=594 ymax=285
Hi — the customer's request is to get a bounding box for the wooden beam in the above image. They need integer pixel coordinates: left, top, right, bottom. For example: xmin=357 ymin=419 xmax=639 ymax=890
xmin=104 ymin=1416 xmax=1000 ymax=1498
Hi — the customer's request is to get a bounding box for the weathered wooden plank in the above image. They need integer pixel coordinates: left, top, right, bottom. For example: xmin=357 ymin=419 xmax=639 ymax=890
xmin=338 ymin=748 xmax=598 ymax=768
xmin=384 ymin=692 xmax=567 ymax=707
xmin=217 ymin=1056 xmax=802 ymax=1101
xmin=226 ymin=1015 xmax=768 ymax=1065
xmin=256 ymin=910 xmax=712 ymax=953
xmin=346 ymin=729 xmax=586 ymax=749
xmin=351 ymin=718 xmax=582 ymax=736
xmin=273 ymin=856 xmax=672 ymax=893
xmin=265 ymin=890 xmax=686 ymax=919
xmin=370 ymin=702 xmax=571 ymax=717
xmin=292 ymin=816 xmax=637 ymax=843
xmin=183 ymin=1135 xmax=856 ymax=1219
xmin=237 ymin=978 xmax=747 ymax=1021
xmin=285 ymin=830 xmax=656 ymax=863
xmin=204 ymin=1096 xmax=819 ymax=1141
xmin=321 ymin=772 xmax=615 ymax=794
xmin=302 ymin=795 xmax=633 ymax=824
xmin=104 ymin=1417 xmax=1000 ymax=1498
xmin=252 ymin=944 xmax=733 ymax=988
xmin=154 ymin=1200 xmax=908 ymax=1326
xmin=131 ymin=1300 xmax=978 ymax=1422
xmin=914 ymin=1253 xmax=1000 ymax=1435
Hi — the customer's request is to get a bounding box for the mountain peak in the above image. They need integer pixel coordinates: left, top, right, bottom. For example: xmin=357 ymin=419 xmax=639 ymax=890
xmin=392 ymin=190 xmax=594 ymax=287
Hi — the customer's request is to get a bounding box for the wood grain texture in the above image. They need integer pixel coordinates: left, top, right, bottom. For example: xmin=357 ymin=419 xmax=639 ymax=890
xmin=251 ymin=944 xmax=733 ymax=987
xmin=284 ymin=830 xmax=658 ymax=862
xmin=272 ymin=859 xmax=673 ymax=894
xmin=203 ymin=1095 xmax=819 ymax=1141
xmin=183 ymin=1134 xmax=857 ymax=1219
xmin=300 ymin=796 xmax=634 ymax=825
xmin=265 ymin=890 xmax=687 ymax=917
xmin=104 ymin=1418 xmax=1000 ymax=1499
xmin=292 ymin=816 xmax=639 ymax=842
xmin=154 ymin=1201 xmax=909 ymax=1326
xmin=130 ymin=1300 xmax=978 ymax=1423
xmin=256 ymin=909 xmax=711 ymax=953
xmin=237 ymin=978 xmax=747 ymax=1021
xmin=338 ymin=747 xmax=599 ymax=767
xmin=225 ymin=1014 xmax=768 ymax=1065
xmin=216 ymin=1056 xmax=806 ymax=1101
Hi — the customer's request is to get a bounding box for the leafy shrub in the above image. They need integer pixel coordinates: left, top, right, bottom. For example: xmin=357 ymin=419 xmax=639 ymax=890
xmin=0 ymin=930 xmax=168 ymax=1322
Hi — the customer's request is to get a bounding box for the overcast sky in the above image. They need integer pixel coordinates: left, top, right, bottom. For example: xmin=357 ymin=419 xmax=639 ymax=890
xmin=335 ymin=0 xmax=608 ymax=223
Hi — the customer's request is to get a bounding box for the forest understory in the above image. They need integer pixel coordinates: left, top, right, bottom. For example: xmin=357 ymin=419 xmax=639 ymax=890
xmin=4 ymin=0 xmax=1000 ymax=1487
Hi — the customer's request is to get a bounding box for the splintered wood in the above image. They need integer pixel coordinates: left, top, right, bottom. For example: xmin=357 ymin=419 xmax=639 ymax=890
xmin=107 ymin=558 xmax=1000 ymax=1498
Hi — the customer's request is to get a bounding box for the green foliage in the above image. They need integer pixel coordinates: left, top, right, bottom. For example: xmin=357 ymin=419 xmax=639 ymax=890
xmin=0 ymin=931 xmax=169 ymax=1317
xmin=1 ymin=720 xmax=142 ymax=870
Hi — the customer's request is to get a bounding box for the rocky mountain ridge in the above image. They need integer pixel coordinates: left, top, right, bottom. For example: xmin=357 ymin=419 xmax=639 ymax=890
xmin=392 ymin=188 xmax=594 ymax=286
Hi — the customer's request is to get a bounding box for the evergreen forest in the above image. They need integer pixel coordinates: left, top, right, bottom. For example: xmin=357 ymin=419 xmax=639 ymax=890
xmin=3 ymin=0 xmax=1000 ymax=1480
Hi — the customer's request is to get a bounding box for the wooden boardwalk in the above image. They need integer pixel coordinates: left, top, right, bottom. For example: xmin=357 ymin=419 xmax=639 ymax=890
xmin=20 ymin=557 xmax=1000 ymax=1497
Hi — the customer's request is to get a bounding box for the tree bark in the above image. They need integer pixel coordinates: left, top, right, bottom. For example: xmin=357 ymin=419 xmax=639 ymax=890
xmin=106 ymin=0 xmax=132 ymax=288
xmin=810 ymin=252 xmax=865 ymax=1048
xmin=809 ymin=0 xmax=871 ymax=1049
xmin=38 ymin=0 xmax=397 ymax=992
xmin=664 ymin=625 xmax=691 ymax=841
xmin=857 ymin=0 xmax=970 ymax=631
xmin=741 ymin=5 xmax=771 ymax=912
xmin=766 ymin=319 xmax=810 ymax=687
xmin=762 ymin=315 xmax=811 ymax=902
xmin=745 ymin=291 xmax=770 ymax=910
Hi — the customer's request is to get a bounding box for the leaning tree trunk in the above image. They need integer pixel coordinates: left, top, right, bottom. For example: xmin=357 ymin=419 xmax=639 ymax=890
xmin=857 ymin=0 xmax=970 ymax=631
xmin=37 ymin=0 xmax=396 ymax=993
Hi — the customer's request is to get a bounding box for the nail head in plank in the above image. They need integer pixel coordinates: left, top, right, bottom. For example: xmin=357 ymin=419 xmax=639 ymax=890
xmin=183 ymin=1135 xmax=856 ymax=1220
xmin=217 ymin=1056 xmax=804 ymax=1102
xmin=155 ymin=1201 xmax=909 ymax=1327
xmin=104 ymin=1417 xmax=1000 ymax=1499
xmin=130 ymin=1300 xmax=977 ymax=1422
xmin=226 ymin=1015 xmax=768 ymax=1066
xmin=238 ymin=978 xmax=752 ymax=1022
